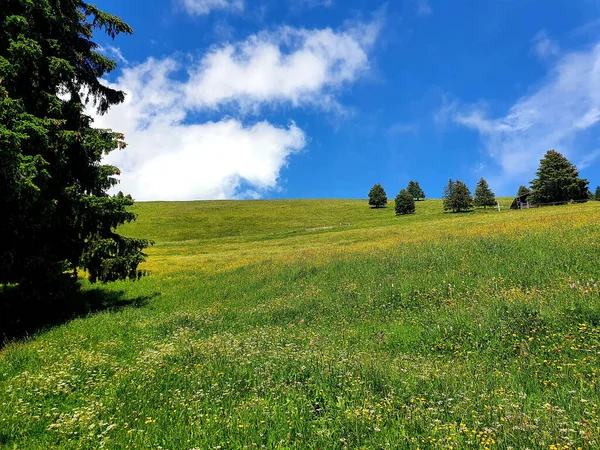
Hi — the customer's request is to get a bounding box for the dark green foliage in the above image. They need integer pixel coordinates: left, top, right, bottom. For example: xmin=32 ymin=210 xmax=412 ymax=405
xmin=442 ymin=179 xmax=455 ymax=211
xmin=0 ymin=1 xmax=150 ymax=293
xmin=517 ymin=185 xmax=531 ymax=197
xmin=474 ymin=178 xmax=496 ymax=208
xmin=530 ymin=150 xmax=589 ymax=204
xmin=407 ymin=181 xmax=425 ymax=201
xmin=395 ymin=189 xmax=415 ymax=215
xmin=595 ymin=186 xmax=600 ymax=201
xmin=368 ymin=183 xmax=387 ymax=208
xmin=443 ymin=180 xmax=473 ymax=213
xmin=451 ymin=181 xmax=474 ymax=212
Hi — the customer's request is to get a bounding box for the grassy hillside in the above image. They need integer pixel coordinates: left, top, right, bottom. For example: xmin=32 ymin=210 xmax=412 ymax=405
xmin=119 ymin=198 xmax=576 ymax=274
xmin=2 ymin=199 xmax=600 ymax=449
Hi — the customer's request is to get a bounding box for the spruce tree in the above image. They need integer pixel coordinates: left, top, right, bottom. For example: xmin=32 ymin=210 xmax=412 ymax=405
xmin=395 ymin=189 xmax=416 ymax=215
xmin=442 ymin=179 xmax=455 ymax=212
xmin=416 ymin=183 xmax=425 ymax=201
xmin=368 ymin=183 xmax=388 ymax=208
xmin=407 ymin=181 xmax=417 ymax=199
xmin=444 ymin=180 xmax=473 ymax=213
xmin=517 ymin=185 xmax=531 ymax=197
xmin=595 ymin=186 xmax=600 ymax=201
xmin=452 ymin=181 xmax=474 ymax=212
xmin=0 ymin=2 xmax=150 ymax=293
xmin=407 ymin=181 xmax=425 ymax=201
xmin=474 ymin=178 xmax=496 ymax=208
xmin=530 ymin=150 xmax=589 ymax=204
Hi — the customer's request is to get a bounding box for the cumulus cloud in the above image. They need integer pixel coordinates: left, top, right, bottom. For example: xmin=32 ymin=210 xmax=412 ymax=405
xmin=90 ymin=23 xmax=377 ymax=200
xmin=445 ymin=42 xmax=600 ymax=187
xmin=91 ymin=59 xmax=305 ymax=201
xmin=109 ymin=118 xmax=305 ymax=201
xmin=182 ymin=0 xmax=243 ymax=15
xmin=531 ymin=30 xmax=559 ymax=60
xmin=183 ymin=23 xmax=379 ymax=111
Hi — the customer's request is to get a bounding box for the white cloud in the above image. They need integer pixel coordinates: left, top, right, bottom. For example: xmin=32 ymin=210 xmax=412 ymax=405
xmin=100 ymin=46 xmax=128 ymax=65
xmin=108 ymin=118 xmax=305 ymax=201
xmin=90 ymin=22 xmax=377 ymax=200
xmin=415 ymin=0 xmax=432 ymax=17
xmin=531 ymin=30 xmax=560 ymax=60
xmin=433 ymin=94 xmax=458 ymax=131
xmin=447 ymin=42 xmax=600 ymax=187
xmin=91 ymin=59 xmax=305 ymax=201
xmin=472 ymin=162 xmax=485 ymax=174
xmin=183 ymin=23 xmax=379 ymax=112
xmin=571 ymin=19 xmax=600 ymax=37
xmin=578 ymin=149 xmax=600 ymax=170
xmin=182 ymin=0 xmax=243 ymax=15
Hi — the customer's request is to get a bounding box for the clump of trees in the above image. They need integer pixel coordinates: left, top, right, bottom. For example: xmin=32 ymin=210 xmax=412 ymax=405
xmin=474 ymin=178 xmax=496 ymax=208
xmin=368 ymin=184 xmax=388 ymax=208
xmin=0 ymin=2 xmax=150 ymax=300
xmin=368 ymin=181 xmax=426 ymax=215
xmin=395 ymin=189 xmax=415 ymax=215
xmin=407 ymin=181 xmax=425 ymax=201
xmin=443 ymin=179 xmax=473 ymax=213
xmin=530 ymin=150 xmax=589 ymax=204
xmin=367 ymin=150 xmax=595 ymax=216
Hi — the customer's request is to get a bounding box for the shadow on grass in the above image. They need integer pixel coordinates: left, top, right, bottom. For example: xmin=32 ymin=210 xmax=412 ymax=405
xmin=0 ymin=284 xmax=159 ymax=347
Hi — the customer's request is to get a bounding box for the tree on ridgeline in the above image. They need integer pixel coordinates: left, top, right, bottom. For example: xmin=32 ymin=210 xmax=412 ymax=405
xmin=517 ymin=185 xmax=531 ymax=197
xmin=368 ymin=183 xmax=388 ymax=208
xmin=530 ymin=150 xmax=589 ymax=204
xmin=442 ymin=179 xmax=455 ymax=212
xmin=395 ymin=189 xmax=416 ymax=215
xmin=596 ymin=186 xmax=600 ymax=201
xmin=443 ymin=180 xmax=473 ymax=213
xmin=407 ymin=181 xmax=426 ymax=201
xmin=0 ymin=2 xmax=151 ymax=298
xmin=451 ymin=181 xmax=474 ymax=212
xmin=474 ymin=178 xmax=496 ymax=208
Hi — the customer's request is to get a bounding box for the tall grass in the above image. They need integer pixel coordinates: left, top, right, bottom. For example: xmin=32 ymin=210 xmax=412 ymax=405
xmin=1 ymin=199 xmax=600 ymax=449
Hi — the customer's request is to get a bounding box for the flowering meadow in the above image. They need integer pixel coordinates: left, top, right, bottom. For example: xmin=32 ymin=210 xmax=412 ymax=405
xmin=1 ymin=199 xmax=600 ymax=449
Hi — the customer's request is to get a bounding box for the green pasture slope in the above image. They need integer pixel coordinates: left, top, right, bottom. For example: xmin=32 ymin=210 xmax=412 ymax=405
xmin=2 ymin=199 xmax=600 ymax=449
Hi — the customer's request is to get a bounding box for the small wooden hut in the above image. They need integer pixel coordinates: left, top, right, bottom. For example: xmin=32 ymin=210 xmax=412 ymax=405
xmin=510 ymin=192 xmax=532 ymax=210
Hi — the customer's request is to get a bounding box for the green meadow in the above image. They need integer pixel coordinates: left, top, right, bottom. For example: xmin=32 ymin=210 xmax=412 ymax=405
xmin=2 ymin=198 xmax=600 ymax=449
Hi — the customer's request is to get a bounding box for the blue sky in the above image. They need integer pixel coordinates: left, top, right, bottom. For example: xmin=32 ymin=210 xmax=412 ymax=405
xmin=92 ymin=0 xmax=600 ymax=200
